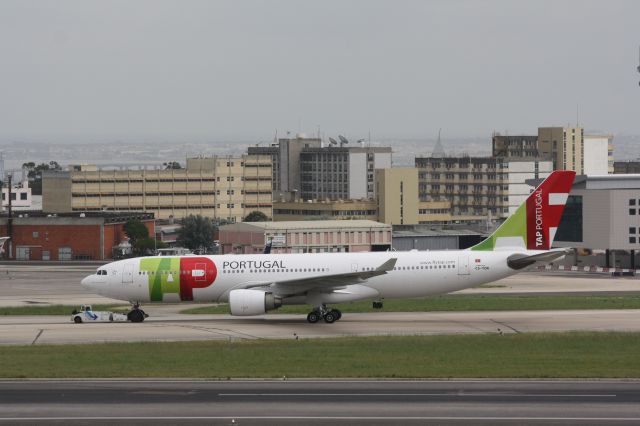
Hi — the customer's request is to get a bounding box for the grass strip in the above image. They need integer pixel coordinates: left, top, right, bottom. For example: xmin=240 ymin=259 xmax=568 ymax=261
xmin=2 ymin=332 xmax=640 ymax=378
xmin=0 ymin=304 xmax=127 ymax=316
xmin=181 ymin=294 xmax=640 ymax=315
xmin=5 ymin=294 xmax=640 ymax=316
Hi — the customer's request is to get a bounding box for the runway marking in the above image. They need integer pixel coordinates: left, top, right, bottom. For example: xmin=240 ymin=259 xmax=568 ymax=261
xmin=218 ymin=393 xmax=617 ymax=398
xmin=1 ymin=416 xmax=639 ymax=421
xmin=31 ymin=329 xmax=43 ymax=345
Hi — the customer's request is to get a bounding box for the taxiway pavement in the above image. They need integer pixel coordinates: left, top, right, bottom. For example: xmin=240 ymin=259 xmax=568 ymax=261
xmin=2 ymin=309 xmax=640 ymax=345
xmin=2 ymin=379 xmax=640 ymax=425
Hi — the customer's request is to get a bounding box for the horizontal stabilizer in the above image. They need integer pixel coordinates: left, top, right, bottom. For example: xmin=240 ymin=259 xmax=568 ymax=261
xmin=507 ymin=249 xmax=571 ymax=270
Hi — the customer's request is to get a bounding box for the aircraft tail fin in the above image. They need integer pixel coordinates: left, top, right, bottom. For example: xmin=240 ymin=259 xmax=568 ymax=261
xmin=471 ymin=170 xmax=576 ymax=251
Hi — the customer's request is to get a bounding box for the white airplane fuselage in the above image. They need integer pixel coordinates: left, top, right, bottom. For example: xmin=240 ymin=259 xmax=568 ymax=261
xmin=82 ymin=249 xmax=529 ymax=306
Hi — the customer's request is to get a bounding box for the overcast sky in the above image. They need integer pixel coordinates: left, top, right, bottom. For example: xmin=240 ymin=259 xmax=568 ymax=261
xmin=0 ymin=0 xmax=638 ymax=143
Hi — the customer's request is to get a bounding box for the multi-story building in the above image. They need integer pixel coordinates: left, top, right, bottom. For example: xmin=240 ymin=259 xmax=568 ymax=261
xmin=272 ymin=168 xmax=452 ymax=225
xmin=42 ymin=155 xmax=273 ymax=221
xmin=614 ymin=161 xmax=640 ymax=174
xmin=249 ymin=135 xmax=392 ymax=201
xmin=583 ymin=134 xmax=614 ymax=174
xmin=1 ymin=179 xmax=33 ymax=210
xmin=494 ymin=129 xmax=612 ymax=175
xmin=538 ymin=127 xmax=584 ymax=174
xmin=299 ymin=146 xmax=392 ymax=200
xmin=248 ymin=134 xmax=322 ymax=193
xmin=492 ymin=134 xmax=540 ymax=158
xmin=415 ymin=156 xmax=552 ymax=221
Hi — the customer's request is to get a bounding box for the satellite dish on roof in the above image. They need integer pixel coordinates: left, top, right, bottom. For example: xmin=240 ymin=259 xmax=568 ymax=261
xmin=329 ymin=137 xmax=338 ymax=145
xmin=338 ymin=135 xmax=349 ymax=144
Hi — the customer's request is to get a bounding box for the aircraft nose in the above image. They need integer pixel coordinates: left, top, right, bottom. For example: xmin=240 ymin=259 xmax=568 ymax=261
xmin=81 ymin=275 xmax=92 ymax=290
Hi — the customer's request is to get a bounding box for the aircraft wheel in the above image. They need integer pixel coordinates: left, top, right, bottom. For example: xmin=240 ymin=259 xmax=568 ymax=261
xmin=323 ymin=311 xmax=336 ymax=324
xmin=307 ymin=311 xmax=320 ymax=324
xmin=128 ymin=309 xmax=145 ymax=323
xmin=331 ymin=309 xmax=342 ymax=321
xmin=73 ymin=316 xmax=82 ymax=324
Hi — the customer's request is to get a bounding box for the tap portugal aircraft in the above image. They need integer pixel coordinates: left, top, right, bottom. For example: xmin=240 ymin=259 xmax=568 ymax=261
xmin=81 ymin=170 xmax=576 ymax=324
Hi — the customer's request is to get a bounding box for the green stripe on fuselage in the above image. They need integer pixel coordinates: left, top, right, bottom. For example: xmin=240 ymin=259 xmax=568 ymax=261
xmin=140 ymin=257 xmax=180 ymax=301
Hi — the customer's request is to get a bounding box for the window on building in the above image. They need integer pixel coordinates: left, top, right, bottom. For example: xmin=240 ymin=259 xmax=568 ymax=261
xmin=10 ymin=193 xmax=16 ymax=200
xmin=630 ymin=209 xmax=636 ymax=216
xmin=20 ymin=193 xmax=27 ymax=200
xmin=631 ymin=237 xmax=637 ymax=244
xmin=555 ymin=195 xmax=583 ymax=242
xmin=631 ymin=227 xmax=637 ymax=235
xmin=32 ymin=231 xmax=39 ymax=238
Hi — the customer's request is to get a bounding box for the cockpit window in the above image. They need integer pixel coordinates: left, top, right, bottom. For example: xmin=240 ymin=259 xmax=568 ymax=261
xmin=97 ymin=270 xmax=106 ymax=276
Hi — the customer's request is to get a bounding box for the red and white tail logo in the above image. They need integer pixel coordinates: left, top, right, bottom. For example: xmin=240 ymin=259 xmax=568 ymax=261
xmin=525 ymin=171 xmax=576 ymax=250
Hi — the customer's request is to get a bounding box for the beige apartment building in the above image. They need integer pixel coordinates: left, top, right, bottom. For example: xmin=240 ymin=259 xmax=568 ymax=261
xmin=42 ymin=155 xmax=273 ymax=221
xmin=538 ymin=127 xmax=584 ymax=174
xmin=415 ymin=156 xmax=552 ymax=221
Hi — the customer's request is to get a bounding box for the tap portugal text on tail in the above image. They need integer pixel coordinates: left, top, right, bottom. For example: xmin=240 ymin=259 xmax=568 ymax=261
xmin=81 ymin=170 xmax=576 ymax=324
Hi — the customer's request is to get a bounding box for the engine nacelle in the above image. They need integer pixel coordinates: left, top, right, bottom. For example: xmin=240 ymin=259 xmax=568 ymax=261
xmin=228 ymin=289 xmax=282 ymax=316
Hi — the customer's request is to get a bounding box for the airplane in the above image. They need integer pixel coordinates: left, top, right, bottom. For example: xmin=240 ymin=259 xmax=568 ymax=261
xmin=81 ymin=170 xmax=576 ymax=324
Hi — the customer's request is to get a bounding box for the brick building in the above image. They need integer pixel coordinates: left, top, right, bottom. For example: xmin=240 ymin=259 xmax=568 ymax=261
xmin=0 ymin=212 xmax=155 ymax=261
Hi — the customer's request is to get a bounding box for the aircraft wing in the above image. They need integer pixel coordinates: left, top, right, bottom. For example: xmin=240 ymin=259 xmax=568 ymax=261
xmin=507 ymin=249 xmax=570 ymax=270
xmin=238 ymin=258 xmax=397 ymax=296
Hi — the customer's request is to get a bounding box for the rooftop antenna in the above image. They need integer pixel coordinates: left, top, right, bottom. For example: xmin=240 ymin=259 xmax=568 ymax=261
xmin=338 ymin=135 xmax=349 ymax=147
xmin=329 ymin=137 xmax=338 ymax=147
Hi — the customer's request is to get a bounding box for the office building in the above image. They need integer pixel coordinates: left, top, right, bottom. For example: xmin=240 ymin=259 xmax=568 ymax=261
xmin=249 ymin=135 xmax=392 ymax=200
xmin=248 ymin=134 xmax=322 ymax=193
xmin=42 ymin=155 xmax=273 ymax=221
xmin=300 ymin=146 xmax=392 ymax=200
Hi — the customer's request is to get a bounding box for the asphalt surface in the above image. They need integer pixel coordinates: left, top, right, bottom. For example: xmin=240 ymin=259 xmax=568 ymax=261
xmin=4 ymin=309 xmax=640 ymax=345
xmin=2 ymin=266 xmax=640 ymax=344
xmin=1 ymin=380 xmax=640 ymax=425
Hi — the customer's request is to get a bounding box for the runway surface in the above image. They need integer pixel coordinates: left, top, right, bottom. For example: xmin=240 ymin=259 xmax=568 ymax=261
xmin=2 ymin=379 xmax=640 ymax=425
xmin=2 ymin=266 xmax=640 ymax=345
xmin=3 ymin=309 xmax=640 ymax=345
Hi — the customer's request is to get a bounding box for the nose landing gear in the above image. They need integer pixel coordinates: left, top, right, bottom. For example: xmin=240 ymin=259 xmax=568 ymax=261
xmin=127 ymin=302 xmax=148 ymax=323
xmin=307 ymin=305 xmax=342 ymax=324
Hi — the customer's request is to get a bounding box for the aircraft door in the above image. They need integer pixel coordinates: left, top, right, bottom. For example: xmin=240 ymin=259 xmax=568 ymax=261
xmin=351 ymin=263 xmax=358 ymax=273
xmin=122 ymin=263 xmax=134 ymax=284
xmin=457 ymin=254 xmax=470 ymax=275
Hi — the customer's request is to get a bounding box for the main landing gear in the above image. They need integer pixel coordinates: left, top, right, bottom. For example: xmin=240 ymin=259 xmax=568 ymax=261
xmin=307 ymin=305 xmax=342 ymax=324
xmin=127 ymin=302 xmax=148 ymax=323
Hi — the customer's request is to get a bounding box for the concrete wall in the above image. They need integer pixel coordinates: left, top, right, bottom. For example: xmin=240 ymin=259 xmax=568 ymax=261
xmin=583 ymin=136 xmax=610 ymax=175
xmin=348 ymin=152 xmax=367 ymax=199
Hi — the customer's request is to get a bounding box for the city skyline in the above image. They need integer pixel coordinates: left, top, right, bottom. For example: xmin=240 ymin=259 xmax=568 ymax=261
xmin=0 ymin=0 xmax=638 ymax=143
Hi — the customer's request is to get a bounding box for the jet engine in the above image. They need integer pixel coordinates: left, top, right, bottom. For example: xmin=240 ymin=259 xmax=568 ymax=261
xmin=228 ymin=289 xmax=282 ymax=316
